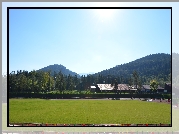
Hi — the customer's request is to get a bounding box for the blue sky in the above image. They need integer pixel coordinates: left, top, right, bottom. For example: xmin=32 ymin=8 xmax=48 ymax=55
xmin=9 ymin=8 xmax=171 ymax=74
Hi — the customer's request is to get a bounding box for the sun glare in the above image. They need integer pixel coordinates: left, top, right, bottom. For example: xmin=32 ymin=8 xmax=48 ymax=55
xmin=95 ymin=9 xmax=116 ymax=21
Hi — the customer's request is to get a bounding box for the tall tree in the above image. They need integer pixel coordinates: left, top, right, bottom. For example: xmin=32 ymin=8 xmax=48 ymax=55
xmin=133 ymin=70 xmax=139 ymax=89
xmin=111 ymin=79 xmax=118 ymax=94
xmin=137 ymin=78 xmax=142 ymax=94
xmin=150 ymin=80 xmax=159 ymax=94
xmin=128 ymin=76 xmax=133 ymax=94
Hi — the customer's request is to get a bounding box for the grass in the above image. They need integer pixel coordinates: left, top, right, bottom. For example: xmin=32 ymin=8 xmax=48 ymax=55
xmin=3 ymin=103 xmax=179 ymax=132
xmin=9 ymin=99 xmax=171 ymax=124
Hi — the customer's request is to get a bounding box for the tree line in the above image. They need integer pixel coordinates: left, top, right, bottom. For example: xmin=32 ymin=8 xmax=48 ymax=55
xmin=8 ymin=69 xmax=170 ymax=94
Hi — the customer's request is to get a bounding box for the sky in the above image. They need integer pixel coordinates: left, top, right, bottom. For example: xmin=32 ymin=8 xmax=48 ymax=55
xmin=9 ymin=8 xmax=171 ymax=74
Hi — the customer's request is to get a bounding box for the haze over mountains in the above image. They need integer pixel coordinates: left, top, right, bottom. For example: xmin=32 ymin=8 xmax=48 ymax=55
xmin=79 ymin=72 xmax=95 ymax=76
xmin=37 ymin=53 xmax=172 ymax=81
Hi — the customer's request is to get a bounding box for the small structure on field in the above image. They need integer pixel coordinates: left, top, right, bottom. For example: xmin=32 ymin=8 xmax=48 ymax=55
xmin=90 ymin=86 xmax=96 ymax=92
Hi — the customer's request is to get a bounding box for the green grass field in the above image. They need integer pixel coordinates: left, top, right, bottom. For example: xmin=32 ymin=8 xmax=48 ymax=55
xmin=9 ymin=99 xmax=171 ymax=124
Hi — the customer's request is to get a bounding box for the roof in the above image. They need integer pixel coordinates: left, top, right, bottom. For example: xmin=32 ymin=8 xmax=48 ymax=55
xmin=166 ymin=83 xmax=171 ymax=86
xmin=143 ymin=85 xmax=151 ymax=89
xmin=132 ymin=89 xmax=138 ymax=90
xmin=96 ymin=84 xmax=132 ymax=90
xmin=97 ymin=84 xmax=114 ymax=90
xmin=157 ymin=86 xmax=164 ymax=90
xmin=143 ymin=85 xmax=164 ymax=90
xmin=96 ymin=84 xmax=164 ymax=90
xmin=165 ymin=83 xmax=171 ymax=87
xmin=118 ymin=84 xmax=129 ymax=90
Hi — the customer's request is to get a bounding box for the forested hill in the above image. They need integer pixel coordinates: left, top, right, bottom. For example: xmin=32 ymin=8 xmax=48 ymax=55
xmin=93 ymin=53 xmax=171 ymax=82
xmin=38 ymin=64 xmax=80 ymax=77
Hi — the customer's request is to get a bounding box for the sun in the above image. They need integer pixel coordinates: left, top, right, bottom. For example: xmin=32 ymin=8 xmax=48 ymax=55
xmin=94 ymin=9 xmax=116 ymax=21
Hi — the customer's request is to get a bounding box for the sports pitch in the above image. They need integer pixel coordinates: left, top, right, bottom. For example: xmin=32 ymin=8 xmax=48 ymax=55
xmin=9 ymin=99 xmax=171 ymax=124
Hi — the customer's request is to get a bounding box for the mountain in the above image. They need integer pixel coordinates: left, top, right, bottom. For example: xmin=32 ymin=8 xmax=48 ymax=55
xmin=37 ymin=53 xmax=171 ymax=84
xmin=38 ymin=64 xmax=80 ymax=77
xmin=93 ymin=53 xmax=171 ymax=82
